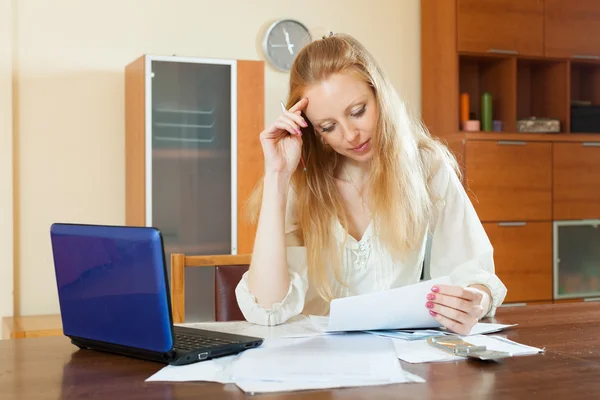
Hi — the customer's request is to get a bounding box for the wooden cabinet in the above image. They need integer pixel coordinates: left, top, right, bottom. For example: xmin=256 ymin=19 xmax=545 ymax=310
xmin=553 ymin=142 xmax=600 ymax=220
xmin=465 ymin=141 xmax=552 ymax=221
xmin=545 ymin=0 xmax=600 ymax=58
xmin=483 ymin=222 xmax=553 ymax=302
xmin=457 ymin=0 xmax=544 ymax=56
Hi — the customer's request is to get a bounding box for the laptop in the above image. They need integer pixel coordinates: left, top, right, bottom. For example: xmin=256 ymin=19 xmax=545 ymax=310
xmin=49 ymin=222 xmax=264 ymax=366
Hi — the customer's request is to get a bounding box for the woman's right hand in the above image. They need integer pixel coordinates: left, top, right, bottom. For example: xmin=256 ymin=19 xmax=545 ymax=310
xmin=260 ymin=98 xmax=309 ymax=175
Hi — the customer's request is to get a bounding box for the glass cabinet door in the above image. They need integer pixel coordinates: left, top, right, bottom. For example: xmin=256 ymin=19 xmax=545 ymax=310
xmin=554 ymin=220 xmax=600 ymax=299
xmin=150 ymin=59 xmax=234 ymax=257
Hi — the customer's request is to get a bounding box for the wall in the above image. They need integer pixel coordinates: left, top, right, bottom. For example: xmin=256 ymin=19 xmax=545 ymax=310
xmin=0 ymin=0 xmax=14 ymax=319
xmin=9 ymin=0 xmax=420 ymax=316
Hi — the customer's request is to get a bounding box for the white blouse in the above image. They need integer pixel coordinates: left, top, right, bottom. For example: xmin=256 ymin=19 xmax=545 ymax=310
xmin=235 ymin=162 xmax=508 ymax=326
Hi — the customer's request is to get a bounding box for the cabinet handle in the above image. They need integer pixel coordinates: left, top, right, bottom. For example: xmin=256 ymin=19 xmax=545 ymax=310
xmin=497 ymin=140 xmax=526 ymax=146
xmin=584 ymin=297 xmax=600 ymax=302
xmin=582 ymin=142 xmax=600 ymax=147
xmin=488 ymin=49 xmax=518 ymax=55
xmin=572 ymin=54 xmax=600 ymax=60
xmin=498 ymin=222 xmax=527 ymax=227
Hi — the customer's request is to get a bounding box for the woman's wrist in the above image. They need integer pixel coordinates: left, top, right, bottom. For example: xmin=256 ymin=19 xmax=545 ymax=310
xmin=467 ymin=284 xmax=492 ymax=319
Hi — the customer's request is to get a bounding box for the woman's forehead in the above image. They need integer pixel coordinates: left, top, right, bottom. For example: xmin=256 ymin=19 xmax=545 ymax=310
xmin=303 ymin=73 xmax=371 ymax=121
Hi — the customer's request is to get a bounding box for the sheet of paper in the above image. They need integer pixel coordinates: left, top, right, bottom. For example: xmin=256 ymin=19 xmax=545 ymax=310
xmin=368 ymin=322 xmax=517 ymax=340
xmin=178 ymin=314 xmax=324 ymax=339
xmin=146 ymin=334 xmax=427 ymax=393
xmin=230 ymin=334 xmax=403 ymax=383
xmin=393 ymin=334 xmax=543 ymax=363
xmin=310 ymin=276 xmax=452 ymax=332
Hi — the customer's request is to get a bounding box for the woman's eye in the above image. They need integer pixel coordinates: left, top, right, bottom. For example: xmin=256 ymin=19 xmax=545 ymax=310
xmin=321 ymin=125 xmax=334 ymax=133
xmin=352 ymin=107 xmax=366 ymax=117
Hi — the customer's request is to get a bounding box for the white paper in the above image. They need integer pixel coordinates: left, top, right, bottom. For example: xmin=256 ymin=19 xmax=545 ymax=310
xmin=393 ymin=334 xmax=543 ymax=364
xmin=178 ymin=315 xmax=324 ymax=339
xmin=146 ymin=334 xmax=427 ymax=393
xmin=311 ymin=276 xmax=452 ymax=332
xmin=230 ymin=334 xmax=402 ymax=383
xmin=368 ymin=322 xmax=517 ymax=340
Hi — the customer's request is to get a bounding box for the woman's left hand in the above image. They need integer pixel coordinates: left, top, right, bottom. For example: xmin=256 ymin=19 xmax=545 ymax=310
xmin=425 ymin=284 xmax=485 ymax=335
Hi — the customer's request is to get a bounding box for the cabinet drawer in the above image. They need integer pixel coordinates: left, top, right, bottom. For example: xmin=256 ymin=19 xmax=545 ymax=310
xmin=553 ymin=142 xmax=600 ymax=220
xmin=483 ymin=222 xmax=552 ymax=303
xmin=457 ymin=0 xmax=544 ymax=56
xmin=465 ymin=140 xmax=552 ymax=221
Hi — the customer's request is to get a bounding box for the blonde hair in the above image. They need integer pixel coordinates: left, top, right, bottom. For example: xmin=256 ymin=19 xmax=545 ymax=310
xmin=247 ymin=33 xmax=459 ymax=302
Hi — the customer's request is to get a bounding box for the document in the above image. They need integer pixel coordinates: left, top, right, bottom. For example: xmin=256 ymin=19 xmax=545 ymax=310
xmin=179 ymin=315 xmax=323 ymax=339
xmin=146 ymin=334 xmax=426 ymax=393
xmin=393 ymin=334 xmax=543 ymax=363
xmin=366 ymin=322 xmax=517 ymax=340
xmin=310 ymin=276 xmax=452 ymax=332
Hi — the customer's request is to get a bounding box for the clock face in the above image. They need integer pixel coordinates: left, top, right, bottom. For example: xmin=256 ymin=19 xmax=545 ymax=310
xmin=263 ymin=19 xmax=312 ymax=72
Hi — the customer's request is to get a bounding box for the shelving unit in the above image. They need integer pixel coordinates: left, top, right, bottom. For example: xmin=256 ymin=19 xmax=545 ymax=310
xmin=422 ymin=0 xmax=600 ymax=305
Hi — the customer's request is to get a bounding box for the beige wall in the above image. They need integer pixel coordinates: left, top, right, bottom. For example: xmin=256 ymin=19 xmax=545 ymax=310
xmin=0 ymin=0 xmax=14 ymax=319
xmin=7 ymin=0 xmax=420 ymax=316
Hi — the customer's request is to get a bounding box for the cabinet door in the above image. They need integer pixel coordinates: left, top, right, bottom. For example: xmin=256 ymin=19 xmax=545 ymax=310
xmin=457 ymin=0 xmax=544 ymax=56
xmin=483 ymin=222 xmax=552 ymax=303
xmin=545 ymin=0 xmax=600 ymax=58
xmin=553 ymin=142 xmax=600 ymax=220
xmin=150 ymin=60 xmax=234 ymax=256
xmin=465 ymin=140 xmax=552 ymax=221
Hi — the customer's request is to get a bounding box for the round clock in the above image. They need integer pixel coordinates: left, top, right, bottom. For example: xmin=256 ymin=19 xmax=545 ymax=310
xmin=262 ymin=19 xmax=312 ymax=72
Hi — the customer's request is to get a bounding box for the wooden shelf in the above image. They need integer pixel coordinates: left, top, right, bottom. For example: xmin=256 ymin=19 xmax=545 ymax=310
xmin=462 ymin=132 xmax=600 ymax=142
xmin=152 ymin=148 xmax=229 ymax=159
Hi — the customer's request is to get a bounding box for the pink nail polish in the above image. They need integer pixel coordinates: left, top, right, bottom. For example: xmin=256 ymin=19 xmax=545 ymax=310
xmin=431 ymin=286 xmax=439 ymax=293
xmin=426 ymin=302 xmax=434 ymax=309
xmin=429 ymin=310 xmax=437 ymax=316
xmin=426 ymin=293 xmax=435 ymax=300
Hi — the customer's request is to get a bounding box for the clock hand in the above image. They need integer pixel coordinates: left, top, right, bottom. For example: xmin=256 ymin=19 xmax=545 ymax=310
xmin=283 ymin=28 xmax=294 ymax=55
xmin=271 ymin=44 xmax=295 ymax=48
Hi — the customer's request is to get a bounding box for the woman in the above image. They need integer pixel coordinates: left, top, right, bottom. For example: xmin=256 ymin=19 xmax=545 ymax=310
xmin=235 ymin=33 xmax=507 ymax=335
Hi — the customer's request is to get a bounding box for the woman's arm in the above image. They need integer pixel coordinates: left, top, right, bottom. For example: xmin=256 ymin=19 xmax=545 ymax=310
xmin=247 ymin=172 xmax=293 ymax=308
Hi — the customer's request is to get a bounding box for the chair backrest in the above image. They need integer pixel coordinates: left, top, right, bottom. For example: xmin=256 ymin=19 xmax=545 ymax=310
xmin=170 ymin=253 xmax=252 ymax=323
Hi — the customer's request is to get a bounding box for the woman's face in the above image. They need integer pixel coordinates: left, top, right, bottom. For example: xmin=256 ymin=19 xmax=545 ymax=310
xmin=303 ymin=71 xmax=379 ymax=163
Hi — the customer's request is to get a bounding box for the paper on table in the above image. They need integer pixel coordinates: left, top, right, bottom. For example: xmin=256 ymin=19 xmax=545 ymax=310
xmin=393 ymin=334 xmax=544 ymax=363
xmin=179 ymin=314 xmax=324 ymax=339
xmin=230 ymin=334 xmax=403 ymax=383
xmin=367 ymin=322 xmax=517 ymax=340
xmin=146 ymin=335 xmax=427 ymax=393
xmin=310 ymin=276 xmax=452 ymax=332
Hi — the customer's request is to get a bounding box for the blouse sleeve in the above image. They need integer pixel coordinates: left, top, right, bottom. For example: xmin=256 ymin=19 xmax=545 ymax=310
xmin=428 ymin=162 xmax=508 ymax=317
xmin=234 ymin=186 xmax=309 ymax=326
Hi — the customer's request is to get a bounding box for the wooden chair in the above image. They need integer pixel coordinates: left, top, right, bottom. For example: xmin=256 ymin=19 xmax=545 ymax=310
xmin=170 ymin=253 xmax=252 ymax=324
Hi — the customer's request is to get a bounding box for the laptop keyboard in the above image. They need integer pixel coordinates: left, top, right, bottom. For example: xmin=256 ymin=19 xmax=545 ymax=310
xmin=174 ymin=333 xmax=239 ymax=351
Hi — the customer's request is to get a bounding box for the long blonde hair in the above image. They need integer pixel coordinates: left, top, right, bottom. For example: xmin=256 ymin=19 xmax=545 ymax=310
xmin=247 ymin=33 xmax=459 ymax=302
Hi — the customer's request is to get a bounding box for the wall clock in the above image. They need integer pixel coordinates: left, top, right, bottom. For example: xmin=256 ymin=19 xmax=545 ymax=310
xmin=262 ymin=19 xmax=312 ymax=72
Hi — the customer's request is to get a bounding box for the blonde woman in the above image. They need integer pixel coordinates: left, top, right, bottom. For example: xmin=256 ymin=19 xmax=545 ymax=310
xmin=235 ymin=33 xmax=507 ymax=335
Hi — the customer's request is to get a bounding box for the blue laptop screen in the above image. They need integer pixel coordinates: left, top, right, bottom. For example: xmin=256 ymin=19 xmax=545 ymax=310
xmin=50 ymin=223 xmax=174 ymax=353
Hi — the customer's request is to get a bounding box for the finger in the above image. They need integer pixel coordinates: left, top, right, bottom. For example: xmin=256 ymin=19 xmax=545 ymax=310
xmin=279 ymin=115 xmax=303 ymax=135
xmin=284 ymin=110 xmax=308 ymax=128
xmin=427 ymin=302 xmax=470 ymax=325
xmin=427 ymin=292 xmax=477 ymax=317
xmin=288 ymin=97 xmax=309 ymax=113
xmin=429 ymin=310 xmax=474 ymax=336
xmin=432 ymin=284 xmax=479 ymax=302
xmin=273 ymin=120 xmax=301 ymax=136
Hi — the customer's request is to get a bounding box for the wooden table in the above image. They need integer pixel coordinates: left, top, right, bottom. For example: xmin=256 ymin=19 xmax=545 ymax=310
xmin=2 ymin=302 xmax=600 ymax=399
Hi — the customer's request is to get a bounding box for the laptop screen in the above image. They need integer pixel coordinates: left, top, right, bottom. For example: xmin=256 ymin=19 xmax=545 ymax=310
xmin=50 ymin=223 xmax=174 ymax=353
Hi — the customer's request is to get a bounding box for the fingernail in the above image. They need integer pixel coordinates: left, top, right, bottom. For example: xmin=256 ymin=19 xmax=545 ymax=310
xmin=301 ymin=120 xmax=308 ymax=127
xmin=431 ymin=286 xmax=439 ymax=293
xmin=426 ymin=302 xmax=434 ymax=309
xmin=426 ymin=293 xmax=435 ymax=300
xmin=429 ymin=310 xmax=437 ymax=317
xmin=295 ymin=128 xmax=302 ymax=135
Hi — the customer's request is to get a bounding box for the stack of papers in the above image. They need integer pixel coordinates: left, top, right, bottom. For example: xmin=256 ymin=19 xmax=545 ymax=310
xmin=147 ymin=334 xmax=425 ymax=393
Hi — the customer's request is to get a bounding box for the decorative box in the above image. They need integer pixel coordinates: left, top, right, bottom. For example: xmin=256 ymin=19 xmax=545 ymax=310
xmin=516 ymin=117 xmax=560 ymax=133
